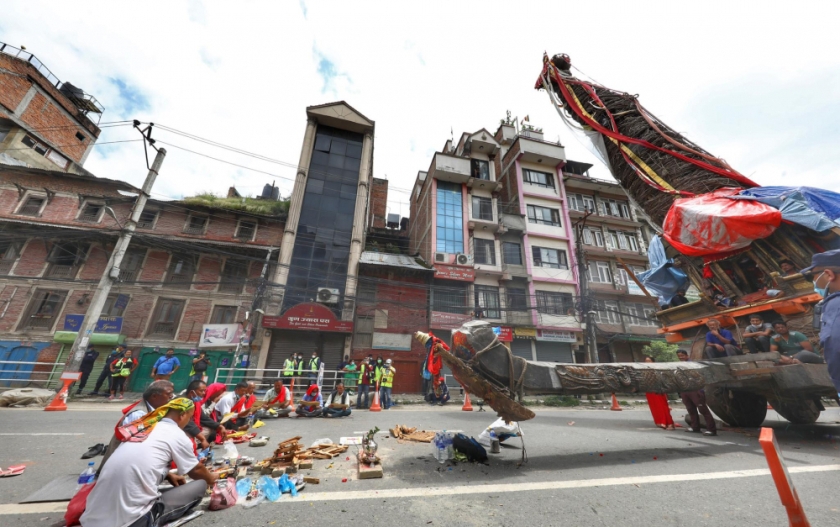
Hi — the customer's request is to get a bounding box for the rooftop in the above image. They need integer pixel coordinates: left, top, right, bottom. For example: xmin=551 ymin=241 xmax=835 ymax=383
xmin=181 ymin=193 xmax=289 ymax=219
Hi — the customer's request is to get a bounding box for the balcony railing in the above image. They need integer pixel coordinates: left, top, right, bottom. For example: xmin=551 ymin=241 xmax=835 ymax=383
xmin=118 ymin=269 xmax=139 ymax=282
xmin=45 ymin=264 xmax=77 ymax=279
xmin=24 ymin=315 xmax=56 ymax=330
xmin=504 ymin=311 xmax=533 ymax=326
xmin=148 ymin=322 xmax=177 ymax=338
xmin=183 ymin=225 xmax=206 ymax=235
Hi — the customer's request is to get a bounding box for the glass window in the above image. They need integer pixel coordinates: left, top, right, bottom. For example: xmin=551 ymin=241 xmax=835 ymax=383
xmin=567 ymin=194 xmax=583 ymax=212
xmin=219 ymin=259 xmax=248 ymax=293
xmin=354 ymin=315 xmax=374 ymax=348
xmin=147 ymin=298 xmax=185 ymax=338
xmin=532 ymin=246 xmax=568 ymax=269
xmin=165 ymin=253 xmax=196 ymax=290
xmin=436 ymin=181 xmax=463 ymax=253
xmin=527 ymin=205 xmax=561 ymax=226
xmin=523 ymin=169 xmax=554 ymax=188
xmin=118 ymin=248 xmax=146 ymax=282
xmin=432 ymin=280 xmax=467 ymax=314
xmin=471 ymin=159 xmax=490 ymax=180
xmin=502 ymin=242 xmax=522 ymax=265
xmin=474 ymin=285 xmax=501 ymax=319
xmin=582 ymin=196 xmax=595 ymax=212
xmin=19 ymin=289 xmax=67 ymax=330
xmin=137 ymin=210 xmax=158 ymax=229
xmin=472 ymin=196 xmax=493 ymax=221
xmin=210 ymin=305 xmax=238 ymax=324
xmin=507 ymin=288 xmax=528 ymax=309
xmin=587 ymin=261 xmax=612 ymax=283
xmin=357 ymin=282 xmax=376 ymax=305
xmin=594 ymin=300 xmax=622 ymax=324
xmin=474 ymin=238 xmax=496 ymax=265
xmin=535 ymin=291 xmax=574 ymax=316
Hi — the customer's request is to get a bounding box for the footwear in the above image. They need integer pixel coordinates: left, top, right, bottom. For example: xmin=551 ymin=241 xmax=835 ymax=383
xmin=108 ymin=395 xmax=114 ymax=400
xmin=118 ymin=394 xmax=124 ymax=400
xmin=0 ymin=465 xmax=25 ymax=478
xmin=703 ymin=431 xmax=718 ymax=436
xmin=81 ymin=444 xmax=106 ymax=459
xmin=685 ymin=427 xmax=701 ymax=433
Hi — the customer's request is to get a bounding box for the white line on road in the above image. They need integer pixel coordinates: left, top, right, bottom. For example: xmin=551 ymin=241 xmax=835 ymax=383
xmin=2 ymin=464 xmax=838 ymax=515
xmin=0 ymin=433 xmax=84 ymax=436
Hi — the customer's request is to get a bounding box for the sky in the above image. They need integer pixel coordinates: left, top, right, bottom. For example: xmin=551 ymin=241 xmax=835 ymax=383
xmin=3 ymin=1 xmax=840 ymax=221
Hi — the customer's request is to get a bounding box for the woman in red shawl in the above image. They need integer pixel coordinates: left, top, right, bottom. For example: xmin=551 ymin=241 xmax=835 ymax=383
xmin=296 ymin=385 xmax=323 ymax=417
xmin=197 ymin=382 xmax=229 ymax=443
xmin=644 ymin=357 xmax=675 ymax=430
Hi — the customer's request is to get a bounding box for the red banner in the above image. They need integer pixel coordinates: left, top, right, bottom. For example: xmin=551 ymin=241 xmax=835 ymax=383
xmin=496 ymin=326 xmax=513 ymax=342
xmin=262 ymin=302 xmax=354 ymax=333
xmin=434 ymin=264 xmax=475 ymax=281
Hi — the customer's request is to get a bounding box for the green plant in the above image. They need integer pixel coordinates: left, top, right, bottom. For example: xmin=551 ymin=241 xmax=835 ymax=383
xmin=544 ymin=395 xmax=580 ymax=407
xmin=642 ymin=340 xmax=680 ymax=363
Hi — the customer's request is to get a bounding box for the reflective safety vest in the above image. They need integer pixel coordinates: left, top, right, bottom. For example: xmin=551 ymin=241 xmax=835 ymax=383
xmin=380 ymin=367 xmax=395 ymax=388
xmin=309 ymin=357 xmax=320 ymax=372
xmin=296 ymin=359 xmax=304 ymax=375
xmin=283 ymin=359 xmax=294 ymax=376
xmin=359 ymin=363 xmax=372 ymax=385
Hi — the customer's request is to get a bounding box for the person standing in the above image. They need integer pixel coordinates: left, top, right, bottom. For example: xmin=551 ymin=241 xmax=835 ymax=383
xmin=342 ymin=358 xmax=358 ymax=390
xmin=308 ymin=351 xmax=321 ymax=386
xmin=295 ymin=353 xmax=304 ymax=386
xmin=282 ymin=354 xmax=295 ymax=382
xmin=76 ymin=345 xmax=99 ymax=395
xmin=802 ymin=249 xmax=840 ymax=393
xmin=642 ymin=356 xmax=675 ymax=430
xmin=676 ymin=349 xmax=716 ymax=436
xmin=189 ymin=352 xmax=210 ymax=383
xmin=90 ymin=344 xmax=124 ymax=396
xmin=109 ymin=349 xmax=136 ymax=400
xmin=379 ymin=359 xmax=395 ymax=410
xmin=356 ymin=356 xmax=373 ymax=409
xmin=151 ymin=349 xmax=181 ymax=382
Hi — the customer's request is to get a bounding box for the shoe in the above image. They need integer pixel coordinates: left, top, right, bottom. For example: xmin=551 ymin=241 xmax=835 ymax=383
xmin=703 ymin=431 xmax=718 ymax=436
xmin=108 ymin=395 xmax=114 ymax=400
xmin=118 ymin=394 xmax=124 ymax=400
xmin=685 ymin=427 xmax=701 ymax=433
xmin=81 ymin=444 xmax=106 ymax=459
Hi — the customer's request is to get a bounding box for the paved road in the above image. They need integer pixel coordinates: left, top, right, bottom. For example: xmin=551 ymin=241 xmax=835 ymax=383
xmin=1 ymin=403 xmax=839 ymax=526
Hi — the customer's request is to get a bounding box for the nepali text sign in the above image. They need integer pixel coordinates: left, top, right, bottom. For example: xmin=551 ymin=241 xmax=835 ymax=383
xmin=262 ymin=302 xmax=354 ymax=333
xmin=63 ymin=315 xmax=123 ymax=334
xmin=537 ymin=329 xmax=578 ymax=343
xmin=434 ymin=264 xmax=475 ymax=282
xmin=493 ymin=326 xmax=513 ymax=342
xmin=431 ymin=311 xmax=472 ymax=330
xmin=514 ymin=327 xmax=537 ymax=339
xmin=199 ymin=323 xmax=244 ymax=348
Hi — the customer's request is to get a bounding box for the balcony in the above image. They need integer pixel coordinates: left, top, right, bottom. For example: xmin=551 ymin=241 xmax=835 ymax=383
xmin=500 ymin=212 xmax=526 ymax=233
xmin=467 ymin=176 xmax=502 ymax=192
xmin=148 ymin=322 xmax=178 ymax=339
xmin=432 ymin=153 xmax=471 ymax=184
xmin=24 ymin=315 xmax=56 ymax=331
xmin=502 ymin=263 xmax=530 ymax=280
xmin=518 ymin=136 xmax=565 ymax=166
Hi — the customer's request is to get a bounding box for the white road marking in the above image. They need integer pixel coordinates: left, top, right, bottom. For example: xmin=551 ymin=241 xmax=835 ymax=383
xmin=0 ymin=433 xmax=84 ymax=436
xmin=1 ymin=464 xmax=838 ymax=515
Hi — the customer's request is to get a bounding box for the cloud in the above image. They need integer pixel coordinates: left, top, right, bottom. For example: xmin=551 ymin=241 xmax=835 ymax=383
xmin=299 ymin=0 xmax=308 ymax=19
xmin=108 ymin=77 xmax=150 ymax=115
xmin=313 ymin=45 xmax=351 ymax=95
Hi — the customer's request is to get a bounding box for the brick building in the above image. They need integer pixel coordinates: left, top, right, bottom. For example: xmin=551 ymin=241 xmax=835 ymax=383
xmin=0 ymin=165 xmax=284 ymax=391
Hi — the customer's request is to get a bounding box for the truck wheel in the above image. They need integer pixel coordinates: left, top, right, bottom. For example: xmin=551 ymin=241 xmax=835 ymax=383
xmin=769 ymin=399 xmax=821 ymax=425
xmin=705 ymin=387 xmax=767 ymax=427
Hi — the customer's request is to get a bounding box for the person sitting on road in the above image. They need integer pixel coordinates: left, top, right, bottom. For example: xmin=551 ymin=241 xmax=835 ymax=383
xmin=296 ymin=385 xmax=323 ymax=417
xmin=256 ymin=379 xmax=292 ymax=418
xmin=197 ymin=382 xmax=230 ymax=444
xmin=230 ymin=381 xmax=258 ymax=429
xmin=743 ymin=314 xmax=773 ymax=354
xmin=323 ymin=382 xmax=352 ymax=418
xmin=770 ymin=320 xmax=825 ymax=365
xmin=704 ymin=319 xmax=741 ymax=358
xmin=215 ymin=381 xmax=252 ymax=431
xmin=425 ymin=376 xmax=451 ymax=406
xmin=779 ymin=259 xmax=797 ymax=277
xmin=81 ymin=399 xmax=218 ymax=527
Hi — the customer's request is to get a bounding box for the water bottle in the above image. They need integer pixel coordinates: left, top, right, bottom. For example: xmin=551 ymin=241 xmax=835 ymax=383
xmin=76 ymin=462 xmax=95 ymax=491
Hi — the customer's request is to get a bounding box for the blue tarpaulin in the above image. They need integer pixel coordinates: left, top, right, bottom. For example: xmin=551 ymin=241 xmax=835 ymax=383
xmin=637 ymin=236 xmax=689 ymax=305
xmin=735 ymin=186 xmax=840 ymax=232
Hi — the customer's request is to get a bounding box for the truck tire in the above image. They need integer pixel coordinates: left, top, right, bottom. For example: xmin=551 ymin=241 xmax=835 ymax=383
xmin=705 ymin=387 xmax=767 ymax=427
xmin=769 ymin=398 xmax=821 ymax=425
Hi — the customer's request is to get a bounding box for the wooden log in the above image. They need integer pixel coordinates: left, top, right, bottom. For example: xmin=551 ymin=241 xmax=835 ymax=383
xmin=299 ymin=461 xmax=313 ymax=469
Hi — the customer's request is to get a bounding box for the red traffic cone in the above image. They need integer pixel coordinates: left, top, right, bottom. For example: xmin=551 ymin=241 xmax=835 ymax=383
xmin=45 ymin=378 xmax=75 ymax=412
xmin=610 ymin=393 xmax=622 ymax=411
xmin=462 ymin=390 xmax=474 ymax=412
xmin=369 ymin=383 xmax=382 ymax=412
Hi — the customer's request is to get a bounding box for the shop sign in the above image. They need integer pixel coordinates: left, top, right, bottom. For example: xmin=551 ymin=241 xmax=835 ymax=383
xmin=537 ymin=329 xmax=577 ymax=343
xmin=627 ymin=280 xmax=644 ymax=296
xmin=492 ymin=326 xmax=513 ymax=342
xmin=514 ymin=327 xmax=537 ymax=339
xmin=63 ymin=315 xmax=123 ymax=334
xmin=431 ymin=311 xmax=472 ymax=330
xmin=262 ymin=302 xmax=354 ymax=333
xmin=434 ymin=264 xmax=475 ymax=282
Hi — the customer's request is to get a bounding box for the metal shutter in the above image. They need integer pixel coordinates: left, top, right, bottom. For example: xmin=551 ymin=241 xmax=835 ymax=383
xmin=535 ymin=341 xmax=573 ymax=363
xmin=266 ymin=330 xmax=317 ymax=371
xmin=320 ymin=334 xmax=347 ymax=371
xmin=511 ymin=339 xmax=533 ymax=360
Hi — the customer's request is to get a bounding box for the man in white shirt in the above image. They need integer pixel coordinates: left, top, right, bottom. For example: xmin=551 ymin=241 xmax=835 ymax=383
xmin=323 ymin=382 xmax=352 ymax=418
xmin=215 ymin=381 xmax=247 ymax=417
xmin=81 ymin=400 xmax=217 ymax=527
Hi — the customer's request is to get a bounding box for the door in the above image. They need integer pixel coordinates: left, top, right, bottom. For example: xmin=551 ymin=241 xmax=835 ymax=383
xmin=535 ymin=341 xmax=573 ymax=363
xmin=0 ymin=343 xmax=40 ymax=388
xmin=511 ymin=339 xmax=533 ymax=360
xmin=392 ymin=359 xmax=421 ymax=394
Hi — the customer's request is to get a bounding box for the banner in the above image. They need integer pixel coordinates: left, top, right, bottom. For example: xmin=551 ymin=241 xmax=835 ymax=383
xmin=199 ymin=324 xmax=243 ymax=348
xmin=63 ymin=315 xmax=123 ymax=334
xmin=537 ymin=330 xmax=577 ymax=343
xmin=262 ymin=302 xmax=354 ymax=333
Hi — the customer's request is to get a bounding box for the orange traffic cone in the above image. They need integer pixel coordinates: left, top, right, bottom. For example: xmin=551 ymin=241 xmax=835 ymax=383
xmin=759 ymin=427 xmax=811 ymax=526
xmin=610 ymin=393 xmax=622 ymax=411
xmin=462 ymin=390 xmax=474 ymax=411
xmin=369 ymin=383 xmax=382 ymax=412
xmin=45 ymin=377 xmax=76 ymax=412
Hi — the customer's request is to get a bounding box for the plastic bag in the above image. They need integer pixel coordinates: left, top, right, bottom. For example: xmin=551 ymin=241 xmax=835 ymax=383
xmin=64 ymin=482 xmax=95 ymax=526
xmin=278 ymin=473 xmax=298 ymax=497
xmin=209 ymin=478 xmax=238 ymax=511
xmin=257 ymin=475 xmax=281 ymax=502
xmin=310 ymin=438 xmax=333 ymax=449
xmin=241 ymin=493 xmax=265 ymax=508
xmin=235 ymin=477 xmax=252 ymax=499
xmin=477 ymin=418 xmax=520 ymax=447
xmin=222 ymin=440 xmax=239 ymax=460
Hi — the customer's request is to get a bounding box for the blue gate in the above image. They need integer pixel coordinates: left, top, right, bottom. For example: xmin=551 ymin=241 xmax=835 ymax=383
xmin=0 ymin=341 xmax=50 ymax=388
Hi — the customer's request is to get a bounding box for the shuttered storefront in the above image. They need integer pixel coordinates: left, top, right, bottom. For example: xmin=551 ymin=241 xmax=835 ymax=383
xmin=535 ymin=341 xmax=573 ymax=363
xmin=511 ymin=339 xmax=533 ymax=361
xmin=266 ymin=330 xmax=348 ymax=372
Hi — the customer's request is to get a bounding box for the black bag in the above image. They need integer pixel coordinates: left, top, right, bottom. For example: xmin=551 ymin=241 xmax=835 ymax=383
xmin=452 ymin=433 xmax=487 ymax=462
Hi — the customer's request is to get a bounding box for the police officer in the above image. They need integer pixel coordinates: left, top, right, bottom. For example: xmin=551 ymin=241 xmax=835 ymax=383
xmin=801 ymin=249 xmax=840 ymax=393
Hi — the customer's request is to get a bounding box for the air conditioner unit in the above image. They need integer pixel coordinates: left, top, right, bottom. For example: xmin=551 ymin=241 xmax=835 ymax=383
xmin=316 ymin=287 xmax=340 ymax=304
xmin=455 ymin=253 xmax=473 ymax=266
xmin=435 ymin=252 xmax=450 ymax=264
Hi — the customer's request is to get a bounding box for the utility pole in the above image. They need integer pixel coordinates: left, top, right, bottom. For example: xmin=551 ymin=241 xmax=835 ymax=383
xmin=65 ymin=135 xmax=165 ymax=372
xmin=573 ymin=210 xmax=598 ymax=364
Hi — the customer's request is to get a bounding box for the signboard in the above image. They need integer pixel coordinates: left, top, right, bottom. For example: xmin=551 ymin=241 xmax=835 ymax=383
xmin=514 ymin=327 xmax=537 ymax=339
xmin=493 ymin=326 xmax=513 ymax=342
xmin=199 ymin=324 xmax=244 ymax=348
xmin=627 ymin=280 xmax=644 ymax=296
xmin=431 ymin=311 xmax=472 ymax=330
xmin=537 ymin=329 xmax=578 ymax=343
xmin=113 ymin=294 xmax=130 ymax=312
xmin=434 ymin=264 xmax=475 ymax=282
xmin=63 ymin=315 xmax=123 ymax=334
xmin=262 ymin=302 xmax=354 ymax=333
xmin=372 ymin=332 xmax=413 ymax=351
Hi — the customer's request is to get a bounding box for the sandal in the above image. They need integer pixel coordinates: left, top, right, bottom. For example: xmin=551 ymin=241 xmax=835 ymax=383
xmin=0 ymin=465 xmax=25 ymax=477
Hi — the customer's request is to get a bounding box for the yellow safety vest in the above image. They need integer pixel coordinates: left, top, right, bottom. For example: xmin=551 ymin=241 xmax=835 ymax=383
xmin=309 ymin=358 xmax=320 ymax=372
xmin=380 ymin=367 xmax=395 ymax=388
xmin=283 ymin=359 xmax=294 ymax=376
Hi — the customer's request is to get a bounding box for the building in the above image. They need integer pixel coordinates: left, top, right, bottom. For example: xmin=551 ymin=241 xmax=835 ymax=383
xmin=563 ymin=166 xmax=661 ymax=362
xmin=409 ymin=119 xmax=584 ymax=363
xmin=258 ymin=102 xmax=375 ymax=373
xmin=0 ymin=42 xmax=103 ymax=174
xmin=0 ymin=165 xmax=284 ymax=391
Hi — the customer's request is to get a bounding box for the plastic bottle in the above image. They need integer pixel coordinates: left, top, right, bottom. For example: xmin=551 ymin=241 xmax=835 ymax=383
xmin=76 ymin=462 xmax=96 ymax=491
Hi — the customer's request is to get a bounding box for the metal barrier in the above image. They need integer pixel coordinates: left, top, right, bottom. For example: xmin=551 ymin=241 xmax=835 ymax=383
xmin=214 ymin=368 xmax=354 ymax=399
xmin=0 ymin=360 xmax=66 ymax=390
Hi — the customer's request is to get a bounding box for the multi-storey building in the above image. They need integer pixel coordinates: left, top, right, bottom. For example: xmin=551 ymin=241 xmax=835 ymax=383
xmin=563 ymin=166 xmax=661 ymax=362
xmin=0 ymin=165 xmax=284 ymax=391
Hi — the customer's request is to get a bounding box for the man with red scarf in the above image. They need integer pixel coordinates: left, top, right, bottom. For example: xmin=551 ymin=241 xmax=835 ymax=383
xmin=256 ymin=379 xmax=292 ymax=418
xmin=230 ymin=381 xmax=259 ymax=428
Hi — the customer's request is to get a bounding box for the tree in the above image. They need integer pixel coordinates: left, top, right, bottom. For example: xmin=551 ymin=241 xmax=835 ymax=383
xmin=642 ymin=340 xmax=680 ymax=362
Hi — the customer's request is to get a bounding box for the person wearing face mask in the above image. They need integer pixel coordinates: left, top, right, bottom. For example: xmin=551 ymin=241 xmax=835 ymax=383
xmin=308 ymin=351 xmax=321 ymax=386
xmin=801 ymin=249 xmax=840 ymax=393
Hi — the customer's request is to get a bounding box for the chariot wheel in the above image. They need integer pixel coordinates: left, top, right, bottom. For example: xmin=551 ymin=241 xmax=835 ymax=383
xmin=769 ymin=398 xmax=821 ymax=425
xmin=705 ymin=386 xmax=767 ymax=427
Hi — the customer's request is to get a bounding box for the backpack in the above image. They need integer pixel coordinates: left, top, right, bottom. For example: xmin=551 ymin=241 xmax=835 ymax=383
xmin=452 ymin=433 xmax=488 ymax=462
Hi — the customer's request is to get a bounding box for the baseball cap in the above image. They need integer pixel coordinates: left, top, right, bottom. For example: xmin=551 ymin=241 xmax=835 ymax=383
xmin=800 ymin=248 xmax=840 ymax=274
xmin=385 ymin=358 xmax=392 ymax=365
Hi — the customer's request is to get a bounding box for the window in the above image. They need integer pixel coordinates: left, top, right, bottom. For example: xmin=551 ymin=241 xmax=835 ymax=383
xmin=582 ymin=227 xmax=604 ymax=247
xmin=593 ymin=300 xmax=622 ymax=325
xmin=624 ymin=233 xmax=639 ymax=251
xmin=0 ymin=241 xmax=21 ymax=274
xmin=470 ymin=159 xmax=490 ymax=180
xmin=432 ymin=280 xmax=467 ymax=314
xmin=502 ymin=242 xmax=522 ymax=265
xmin=587 ymin=261 xmax=612 ymax=283
xmin=474 ymin=285 xmax=501 ymax=319
xmin=137 ymin=210 xmax=158 ymax=229
xmin=46 ymin=149 xmax=69 ymax=169
xmin=21 ymin=135 xmax=49 ymax=155
xmin=436 ymin=182 xmax=464 ymax=253
xmin=598 ymin=199 xmax=631 ymax=218
xmin=535 ymin=291 xmax=574 ymax=316
xmin=567 ymin=194 xmax=583 ymax=212
xmin=523 ymin=169 xmax=554 ymax=188
xmin=118 ymin=248 xmax=146 ymax=282
xmin=506 ymin=288 xmax=528 ymax=309
xmin=527 ymin=205 xmax=561 ymax=227
xmin=102 ymin=294 xmax=129 ymax=317
xmin=184 ymin=215 xmax=208 ymax=235
xmin=164 ymin=253 xmax=196 ymax=290
xmin=75 ymin=131 xmax=86 ymax=142
xmin=583 ymin=195 xmax=595 ymax=213
xmin=219 ymin=259 xmax=249 ymax=294
xmin=79 ymin=202 xmax=103 ymax=223
xmin=617 ymin=268 xmax=628 ymax=286
xmin=0 ymin=123 xmax=11 ymax=143
xmin=19 ymin=289 xmax=67 ymax=330
xmin=472 ymin=196 xmax=493 ymax=221
xmin=235 ymin=220 xmax=257 ymax=240
xmin=532 ymin=246 xmax=568 ymax=269
xmin=18 ymin=196 xmax=45 ymax=216
xmin=210 ymin=305 xmax=238 ymax=324
xmin=354 ymin=315 xmax=374 ymax=348
xmin=45 ymin=242 xmax=88 ymax=279
xmin=147 ymin=298 xmax=185 ymax=338
xmin=357 ymin=282 xmax=376 ymax=305
xmin=474 ymin=238 xmax=496 ymax=265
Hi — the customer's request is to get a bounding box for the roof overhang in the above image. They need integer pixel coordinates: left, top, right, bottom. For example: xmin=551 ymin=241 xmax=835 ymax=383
xmin=307 ymin=101 xmax=374 ymax=134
